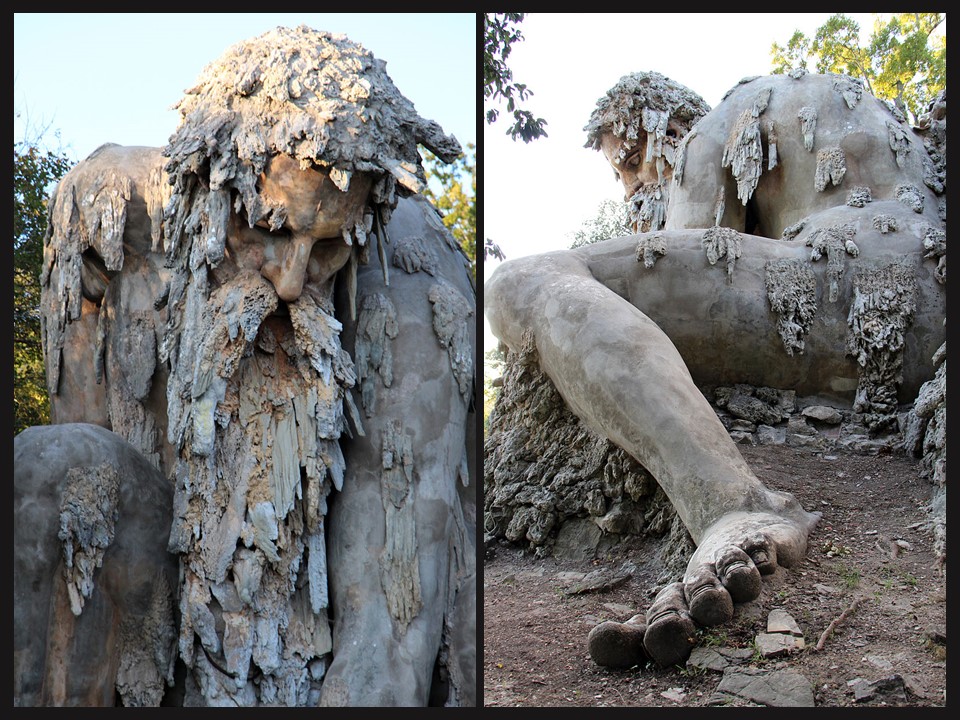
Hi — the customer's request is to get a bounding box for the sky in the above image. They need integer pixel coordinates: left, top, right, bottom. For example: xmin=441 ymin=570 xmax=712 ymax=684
xmin=481 ymin=12 xmax=941 ymax=354
xmin=13 ymin=13 xmax=476 ymax=164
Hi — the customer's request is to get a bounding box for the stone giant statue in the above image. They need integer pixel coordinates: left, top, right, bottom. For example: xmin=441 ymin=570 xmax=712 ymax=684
xmin=15 ymin=26 xmax=476 ymax=707
xmin=485 ymin=70 xmax=945 ymax=668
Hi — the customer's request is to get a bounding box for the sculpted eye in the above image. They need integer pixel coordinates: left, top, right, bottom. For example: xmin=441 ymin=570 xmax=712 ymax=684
xmin=625 ymin=153 xmax=641 ymax=168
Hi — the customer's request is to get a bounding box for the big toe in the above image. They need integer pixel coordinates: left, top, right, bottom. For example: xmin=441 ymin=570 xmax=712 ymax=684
xmin=716 ymin=546 xmax=762 ymax=603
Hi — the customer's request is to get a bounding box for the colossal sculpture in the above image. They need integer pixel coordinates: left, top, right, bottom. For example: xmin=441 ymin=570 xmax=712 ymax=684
xmin=15 ymin=26 xmax=476 ymax=706
xmin=485 ymin=70 xmax=945 ymax=668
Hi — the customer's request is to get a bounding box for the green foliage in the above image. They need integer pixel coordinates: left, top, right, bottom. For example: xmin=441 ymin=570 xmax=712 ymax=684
xmin=484 ymin=238 xmax=505 ymax=263
xmin=568 ymin=198 xmax=632 ymax=249
xmin=770 ymin=13 xmax=945 ymax=124
xmin=483 ymin=13 xmax=548 ymax=142
xmin=421 ymin=142 xmax=476 ymax=280
xmin=14 ymin=140 xmax=73 ymax=434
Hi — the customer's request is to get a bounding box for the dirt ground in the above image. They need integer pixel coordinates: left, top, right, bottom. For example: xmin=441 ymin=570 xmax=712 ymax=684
xmin=482 ymin=443 xmax=946 ymax=707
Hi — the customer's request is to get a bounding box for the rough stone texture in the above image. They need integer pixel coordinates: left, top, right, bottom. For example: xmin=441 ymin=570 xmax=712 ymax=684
xmin=14 ymin=424 xmax=177 ymax=707
xmin=27 ymin=26 xmax=475 ymax=708
xmin=485 ymin=70 xmax=947 ymax=646
xmin=483 ymin=338 xmax=694 ymax=578
xmin=755 ymin=632 xmax=804 ymax=657
xmin=701 ymin=226 xmax=742 ymax=282
xmin=584 ymin=71 xmax=710 ymax=234
xmin=846 ymin=261 xmax=916 ymax=432
xmin=354 ymin=292 xmax=399 ymax=416
xmin=635 ymin=233 xmax=668 ymax=268
xmin=806 ymin=222 xmax=859 ymax=303
xmin=716 ymin=667 xmax=816 ymax=706
xmin=767 ymin=608 xmax=802 ymax=635
xmin=720 ymin=88 xmax=771 ymax=206
xmin=764 ymin=258 xmax=817 ymax=356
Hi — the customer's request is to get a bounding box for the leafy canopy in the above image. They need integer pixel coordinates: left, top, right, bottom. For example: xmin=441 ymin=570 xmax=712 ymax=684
xmin=14 ymin=139 xmax=73 ymax=434
xmin=568 ymin=199 xmax=633 ymax=250
xmin=421 ymin=142 xmax=477 ymax=280
xmin=483 ymin=13 xmax=548 ymax=143
xmin=770 ymin=13 xmax=945 ymax=124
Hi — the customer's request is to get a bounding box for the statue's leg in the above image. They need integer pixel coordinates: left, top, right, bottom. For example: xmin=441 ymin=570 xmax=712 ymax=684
xmin=321 ymin=197 xmax=476 ymax=705
xmin=14 ymin=423 xmax=178 ymax=706
xmin=486 ymin=250 xmax=819 ymax=666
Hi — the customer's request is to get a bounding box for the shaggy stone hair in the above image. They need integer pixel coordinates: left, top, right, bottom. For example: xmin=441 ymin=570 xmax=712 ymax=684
xmin=162 ymin=25 xmax=461 ymax=258
xmin=583 ymin=71 xmax=711 ymax=165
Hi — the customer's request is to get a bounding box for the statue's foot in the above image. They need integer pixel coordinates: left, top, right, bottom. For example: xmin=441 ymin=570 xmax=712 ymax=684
xmin=588 ymin=510 xmax=818 ymax=669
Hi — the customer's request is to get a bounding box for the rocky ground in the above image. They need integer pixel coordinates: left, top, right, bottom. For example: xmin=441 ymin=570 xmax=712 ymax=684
xmin=482 ymin=443 xmax=946 ymax=707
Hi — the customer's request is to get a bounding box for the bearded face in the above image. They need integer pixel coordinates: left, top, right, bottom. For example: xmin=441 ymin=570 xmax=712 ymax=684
xmin=598 ymin=125 xmax=683 ymax=234
xmin=162 ymin=153 xmax=373 ymax=705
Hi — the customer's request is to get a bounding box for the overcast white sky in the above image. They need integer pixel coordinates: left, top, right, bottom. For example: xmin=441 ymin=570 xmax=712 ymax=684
xmin=13 ymin=13 xmax=476 ymax=163
xmin=481 ymin=12 xmax=941 ymax=353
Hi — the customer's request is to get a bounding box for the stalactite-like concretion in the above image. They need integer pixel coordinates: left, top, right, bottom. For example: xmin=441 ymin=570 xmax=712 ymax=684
xmin=58 ymin=463 xmax=121 ymax=616
xmin=163 ymin=265 xmax=359 ymax=705
xmin=922 ymin=225 xmax=947 ymax=285
xmin=846 ymin=261 xmax=917 ymax=432
xmin=713 ymin=188 xmax=726 ymax=227
xmin=896 ymin=184 xmax=926 ymax=213
xmin=846 ymin=186 xmax=872 ymax=208
xmin=392 ymin=234 xmax=438 ymax=276
xmin=378 ymin=421 xmax=422 ymax=630
xmin=671 ymin=130 xmax=694 ymax=187
xmin=354 ymin=292 xmax=399 ymax=416
xmin=764 ymin=259 xmax=817 ymax=356
xmin=797 ymin=107 xmax=817 ymax=152
xmin=872 ymin=214 xmax=899 ymax=234
xmin=701 ymin=227 xmax=742 ymax=282
xmin=628 ymin=181 xmax=669 ymax=233
xmin=635 ymin=233 xmax=667 ymax=268
xmin=832 ymin=75 xmax=864 ymax=109
xmin=806 ymin=223 xmax=859 ymax=303
xmin=814 ymin=147 xmax=847 ymax=191
xmin=720 ymin=88 xmax=771 ymax=206
xmin=886 ymin=120 xmax=913 ymax=168
xmin=766 ymin=120 xmax=778 ymax=170
xmin=722 ymin=108 xmax=764 ymax=206
xmin=115 ymin=570 xmax=178 ymax=706
xmin=428 ymin=280 xmax=474 ymax=401
xmin=40 ymin=145 xmax=143 ymax=399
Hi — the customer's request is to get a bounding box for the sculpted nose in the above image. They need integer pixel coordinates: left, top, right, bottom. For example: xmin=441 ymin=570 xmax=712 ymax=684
xmin=261 ymin=233 xmax=316 ymax=302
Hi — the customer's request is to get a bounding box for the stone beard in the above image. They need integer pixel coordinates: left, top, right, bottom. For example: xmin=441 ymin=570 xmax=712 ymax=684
xmin=627 ymin=180 xmax=670 ymax=234
xmin=164 ymin=265 xmax=362 ymax=706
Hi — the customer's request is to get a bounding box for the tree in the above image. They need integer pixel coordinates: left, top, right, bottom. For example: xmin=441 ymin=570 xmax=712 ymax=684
xmin=484 ymin=238 xmax=505 ymax=263
xmin=568 ymin=198 xmax=632 ymax=249
xmin=770 ymin=13 xmax=945 ymax=125
xmin=421 ymin=142 xmax=477 ymax=278
xmin=483 ymin=13 xmax=548 ymax=143
xmin=14 ymin=139 xmax=73 ymax=434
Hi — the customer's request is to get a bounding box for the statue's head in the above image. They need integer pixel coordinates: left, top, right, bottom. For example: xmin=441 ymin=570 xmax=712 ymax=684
xmin=584 ymin=71 xmax=710 ymax=202
xmin=162 ymin=25 xmax=461 ymax=304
